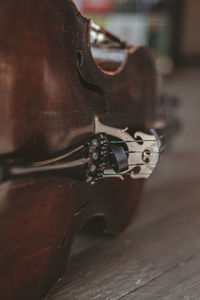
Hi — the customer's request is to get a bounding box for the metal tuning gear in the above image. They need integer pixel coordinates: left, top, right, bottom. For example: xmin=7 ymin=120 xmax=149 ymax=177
xmin=109 ymin=145 xmax=128 ymax=173
xmin=90 ymin=20 xmax=126 ymax=49
xmin=84 ymin=133 xmax=109 ymax=184
xmin=94 ymin=117 xmax=161 ymax=181
xmin=0 ymin=119 xmax=160 ymax=184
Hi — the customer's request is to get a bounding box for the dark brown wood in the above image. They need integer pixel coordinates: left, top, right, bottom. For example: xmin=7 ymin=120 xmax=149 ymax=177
xmin=0 ymin=1 xmax=158 ymax=299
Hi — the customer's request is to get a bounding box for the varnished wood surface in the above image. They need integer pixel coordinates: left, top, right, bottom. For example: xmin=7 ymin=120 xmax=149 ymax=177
xmin=0 ymin=1 xmax=158 ymax=299
xmin=49 ymin=69 xmax=200 ymax=300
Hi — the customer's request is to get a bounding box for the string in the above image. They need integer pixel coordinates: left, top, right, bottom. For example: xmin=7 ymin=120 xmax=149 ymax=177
xmin=109 ymin=151 xmax=159 ymax=155
xmin=32 ymin=145 xmax=84 ymax=167
xmin=160 ymin=144 xmax=169 ymax=153
xmin=104 ymin=173 xmax=151 ymax=176
xmin=109 ymin=133 xmax=168 ymax=145
xmin=10 ymin=158 xmax=90 ymax=176
xmin=111 ymin=163 xmax=156 ymax=167
xmin=109 ymin=140 xmax=159 ymax=144
xmin=129 ymin=163 xmax=156 ymax=166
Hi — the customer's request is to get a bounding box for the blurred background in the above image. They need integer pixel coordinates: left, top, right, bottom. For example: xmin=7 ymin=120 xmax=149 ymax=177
xmin=74 ymin=0 xmax=200 ymax=75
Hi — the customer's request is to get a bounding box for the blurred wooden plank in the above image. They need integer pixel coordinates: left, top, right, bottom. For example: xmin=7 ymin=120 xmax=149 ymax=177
xmin=125 ymin=252 xmax=200 ymax=299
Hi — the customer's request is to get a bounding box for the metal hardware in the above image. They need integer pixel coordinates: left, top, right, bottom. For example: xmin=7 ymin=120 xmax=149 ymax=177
xmin=0 ymin=118 xmax=160 ymax=184
xmin=94 ymin=117 xmax=160 ymax=180
xmin=109 ymin=145 xmax=128 ymax=173
xmin=90 ymin=20 xmax=126 ymax=49
xmin=85 ymin=133 xmax=109 ymax=184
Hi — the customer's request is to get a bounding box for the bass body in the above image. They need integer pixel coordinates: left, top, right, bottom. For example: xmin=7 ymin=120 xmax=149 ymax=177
xmin=0 ymin=1 xmax=159 ymax=299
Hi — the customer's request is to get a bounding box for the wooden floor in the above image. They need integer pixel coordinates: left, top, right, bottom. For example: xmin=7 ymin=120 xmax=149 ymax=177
xmin=49 ymin=69 xmax=200 ymax=300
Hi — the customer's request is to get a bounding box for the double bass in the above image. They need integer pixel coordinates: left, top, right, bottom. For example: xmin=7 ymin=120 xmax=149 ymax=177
xmin=0 ymin=1 xmax=178 ymax=299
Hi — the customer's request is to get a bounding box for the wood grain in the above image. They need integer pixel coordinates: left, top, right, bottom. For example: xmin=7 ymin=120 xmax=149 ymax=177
xmin=0 ymin=1 xmax=157 ymax=299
